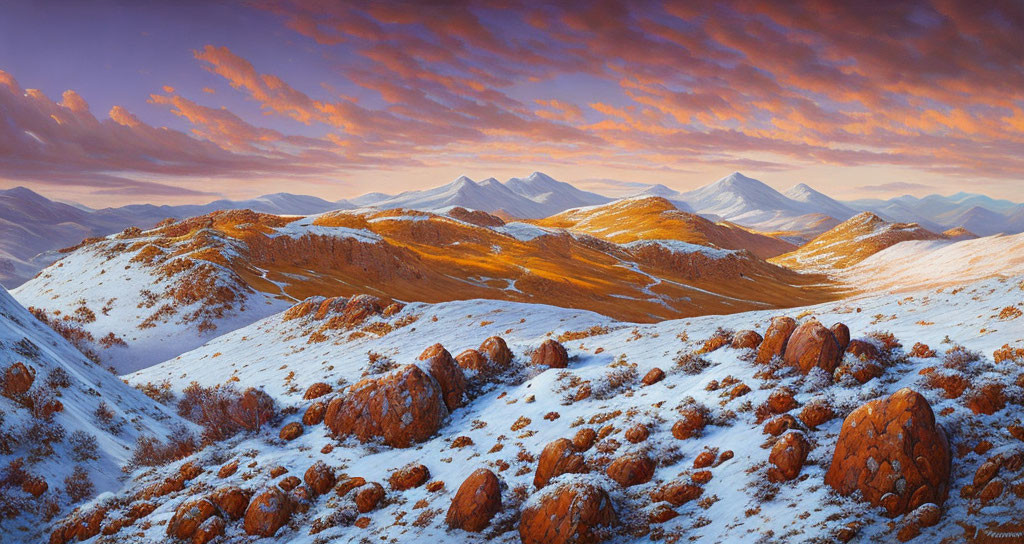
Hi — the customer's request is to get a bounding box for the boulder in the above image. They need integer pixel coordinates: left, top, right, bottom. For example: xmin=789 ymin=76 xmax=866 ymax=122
xmin=243 ymin=487 xmax=293 ymax=536
xmin=767 ymin=431 xmax=811 ymax=482
xmin=651 ymin=480 xmax=703 ymax=506
xmin=830 ymin=323 xmax=851 ymax=352
xmin=304 ymin=461 xmax=336 ymax=495
xmin=480 ymin=336 xmax=513 ymax=368
xmin=278 ymin=476 xmax=301 ymax=491
xmin=531 ymin=339 xmax=569 ymax=368
xmin=354 ymin=482 xmax=385 ymax=513
xmin=1 ymin=362 xmax=34 ymax=398
xmin=624 ymin=424 xmax=649 ymax=443
xmin=303 ymin=382 xmax=332 ymax=400
xmin=302 ymin=401 xmax=326 ymax=425
xmin=606 ymin=453 xmax=655 ymax=487
xmin=672 ymin=407 xmax=706 ymax=440
xmin=846 ymin=339 xmax=880 ymax=361
xmin=455 ymin=349 xmax=487 ymax=372
xmin=731 ymin=330 xmax=763 ymax=350
xmin=325 ymin=364 xmax=448 ymax=448
xmin=535 ymin=438 xmax=587 ymax=489
xmin=389 ymin=463 xmax=430 ymax=491
xmin=784 ymin=319 xmax=842 ymax=375
xmin=218 ymin=461 xmax=238 ymax=479
xmin=210 ymin=486 xmax=250 ymax=520
xmin=756 ymin=316 xmax=797 ymax=364
xmin=519 ymin=477 xmax=617 ymax=544
xmin=192 ymin=516 xmax=225 ymax=544
xmin=799 ymin=398 xmax=834 ymax=429
xmin=572 ymin=428 xmax=597 ymax=451
xmin=763 ymin=414 xmax=800 ymax=436
xmin=824 ymin=388 xmax=951 ymax=516
xmin=445 ymin=468 xmax=502 ymax=532
xmin=417 ymin=344 xmax=467 ymax=412
xmin=166 ymin=498 xmax=217 ymax=540
xmin=641 ymin=367 xmax=665 ymax=386
xmin=279 ymin=422 xmax=303 ymax=441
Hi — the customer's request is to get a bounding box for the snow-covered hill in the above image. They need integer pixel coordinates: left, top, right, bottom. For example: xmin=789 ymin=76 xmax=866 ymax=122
xmin=90 ymin=268 xmax=1023 ymax=543
xmin=0 ymin=287 xmax=186 ymax=543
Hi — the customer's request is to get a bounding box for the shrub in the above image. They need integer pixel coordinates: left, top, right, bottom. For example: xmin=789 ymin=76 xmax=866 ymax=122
xmin=675 ymin=350 xmax=712 ymax=375
xmin=45 ymin=367 xmax=72 ymax=390
xmin=94 ymin=401 xmax=123 ymax=434
xmin=134 ymin=380 xmax=175 ymax=404
xmin=69 ymin=430 xmax=99 ymax=462
xmin=177 ymin=383 xmax=276 ymax=442
xmin=64 ymin=465 xmax=94 ymax=503
xmin=127 ymin=429 xmax=197 ymax=468
xmin=22 ymin=419 xmax=66 ymax=459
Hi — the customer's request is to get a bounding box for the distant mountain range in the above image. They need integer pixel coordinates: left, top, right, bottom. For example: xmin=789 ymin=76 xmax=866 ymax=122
xmin=1 ymin=171 xmax=1020 ymax=287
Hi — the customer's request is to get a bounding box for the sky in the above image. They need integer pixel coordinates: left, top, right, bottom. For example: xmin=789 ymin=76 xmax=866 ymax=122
xmin=0 ymin=0 xmax=1022 ymax=207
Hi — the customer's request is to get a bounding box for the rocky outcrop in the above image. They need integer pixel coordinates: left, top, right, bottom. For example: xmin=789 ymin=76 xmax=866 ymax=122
xmin=830 ymin=323 xmax=850 ymax=352
xmin=166 ymin=498 xmax=217 ymax=540
xmin=534 ymin=438 xmax=587 ymax=489
xmin=824 ymin=388 xmax=951 ymax=517
xmin=784 ymin=319 xmax=841 ymax=375
xmin=445 ymin=469 xmax=502 ymax=532
xmin=417 ymin=344 xmax=467 ymax=412
xmin=210 ymin=486 xmax=250 ymax=520
xmin=519 ymin=477 xmax=617 ymax=544
xmin=756 ymin=317 xmax=796 ymax=364
xmin=531 ymin=339 xmax=569 ymax=368
xmin=325 ymin=364 xmax=448 ymax=448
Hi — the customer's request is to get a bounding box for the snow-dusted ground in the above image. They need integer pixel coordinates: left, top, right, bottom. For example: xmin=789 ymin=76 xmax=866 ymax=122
xmin=105 ymin=271 xmax=1024 ymax=543
xmin=0 ymin=287 xmax=188 ymax=543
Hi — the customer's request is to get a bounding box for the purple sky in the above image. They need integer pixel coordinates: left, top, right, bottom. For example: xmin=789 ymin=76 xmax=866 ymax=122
xmin=1 ymin=0 xmax=1022 ymax=206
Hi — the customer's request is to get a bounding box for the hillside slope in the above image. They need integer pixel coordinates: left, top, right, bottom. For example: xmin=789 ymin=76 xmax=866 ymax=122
xmin=770 ymin=212 xmax=945 ymax=271
xmin=0 ymin=287 xmax=186 ymax=543
xmin=14 ymin=208 xmax=836 ymax=372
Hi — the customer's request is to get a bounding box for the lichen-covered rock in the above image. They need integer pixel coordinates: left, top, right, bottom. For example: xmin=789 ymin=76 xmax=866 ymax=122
xmin=572 ymin=428 xmax=597 ymax=451
xmin=531 ymin=339 xmax=569 ymax=368
xmin=846 ymin=339 xmax=880 ymax=361
xmin=389 ymin=463 xmax=430 ymax=491
xmin=417 ymin=344 xmax=467 ymax=411
xmin=824 ymin=388 xmax=951 ymax=517
xmin=455 ymin=349 xmax=487 ymax=372
xmin=535 ymin=438 xmax=587 ymax=488
xmin=243 ymin=488 xmax=293 ymax=536
xmin=784 ymin=319 xmax=842 ymax=375
xmin=767 ymin=431 xmax=810 ymax=482
xmin=519 ymin=477 xmax=617 ymax=544
xmin=325 ymin=364 xmax=448 ymax=448
xmin=756 ymin=316 xmax=796 ymax=364
xmin=763 ymin=414 xmax=800 ymax=436
xmin=624 ymin=424 xmax=649 ymax=443
xmin=445 ymin=468 xmax=502 ymax=532
xmin=799 ymin=398 xmax=834 ymax=429
xmin=651 ymin=480 xmax=703 ymax=506
xmin=192 ymin=516 xmax=225 ymax=544
xmin=304 ymin=461 xmax=336 ymax=495
xmin=606 ymin=453 xmax=655 ymax=488
xmin=731 ymin=330 xmax=763 ymax=350
xmin=167 ymin=498 xmax=217 ymax=540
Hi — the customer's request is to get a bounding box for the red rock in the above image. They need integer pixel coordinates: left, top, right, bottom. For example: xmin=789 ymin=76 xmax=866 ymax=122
xmin=572 ymin=428 xmax=597 ymax=451
xmin=896 ymin=503 xmax=942 ymax=542
xmin=519 ymin=478 xmax=617 ymax=544
xmin=21 ymin=476 xmax=47 ymax=497
xmin=966 ymin=383 xmax=1007 ymax=415
xmin=824 ymin=388 xmax=951 ymax=517
xmin=979 ymin=478 xmax=1005 ymax=504
xmin=210 ymin=485 xmax=250 ymax=520
xmin=974 ymin=459 xmax=1000 ymax=488
xmin=672 ymin=407 xmax=706 ymax=440
xmin=278 ymin=475 xmax=301 ymax=491
xmin=641 ymin=367 xmax=665 ymax=386
xmin=647 ymin=503 xmax=678 ymax=524
xmin=218 ymin=460 xmax=238 ymax=479
xmin=269 ymin=466 xmax=288 ymax=478
xmin=304 ymin=461 xmax=336 ymax=495
xmin=303 ymin=401 xmax=325 ymax=425
xmin=731 ymin=330 xmax=763 ymax=350
xmin=1 ymin=362 xmax=34 ymax=398
xmin=243 ymin=487 xmax=293 ymax=536
xmin=693 ymin=451 xmax=715 ymax=469
xmin=624 ymin=424 xmax=649 ymax=443
xmin=531 ymin=339 xmax=569 ymax=368
xmin=325 ymin=364 xmax=448 ymax=448
xmin=651 ymin=480 xmax=703 ymax=506
xmin=303 ymin=382 xmax=332 ymax=400
xmin=192 ymin=516 xmax=225 ymax=544
xmin=909 ymin=343 xmax=937 ymax=359
xmin=756 ymin=316 xmax=797 ymax=364
xmin=763 ymin=414 xmax=800 ymax=436
xmin=66 ymin=507 xmax=106 ymax=542
xmin=784 ymin=319 xmax=841 ymax=375
xmin=799 ymin=398 xmax=834 ymax=429
xmin=166 ymin=498 xmax=217 ymax=540
xmin=717 ymin=450 xmax=734 ymax=465
xmin=691 ymin=470 xmax=713 ymax=484
xmin=606 ymin=453 xmax=655 ymax=487
xmin=836 ymin=359 xmax=885 ymax=384
xmin=127 ymin=501 xmax=157 ymax=520
xmin=846 ymin=340 xmax=879 ymax=362
xmin=389 ymin=463 xmax=430 ymax=491
xmin=336 ymin=476 xmax=366 ymax=497
xmin=445 ymin=468 xmax=502 ymax=532
xmin=479 ymin=336 xmax=513 ymax=368
xmin=279 ymin=422 xmax=303 ymax=441
xmin=417 ymin=343 xmax=467 ymax=411
xmin=455 ymin=349 xmax=487 ymax=372
xmin=354 ymin=482 xmax=385 ymax=513
xmin=535 ymin=438 xmax=587 ymax=488
xmin=767 ymin=431 xmax=810 ymax=482
xmin=830 ymin=323 xmax=851 ymax=352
